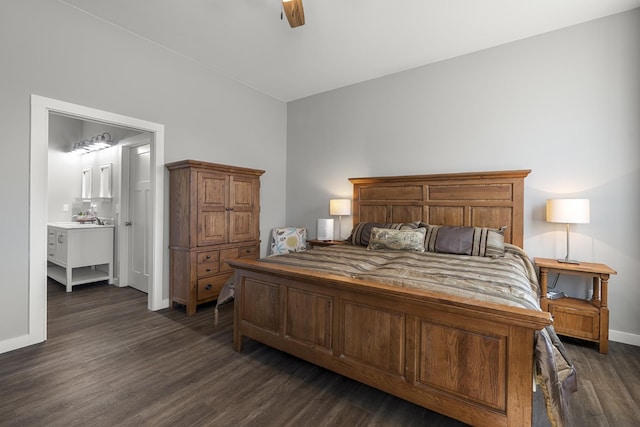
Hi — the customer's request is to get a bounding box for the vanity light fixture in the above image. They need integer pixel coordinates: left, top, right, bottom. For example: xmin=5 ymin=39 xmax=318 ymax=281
xmin=546 ymin=198 xmax=590 ymax=264
xmin=71 ymin=132 xmax=115 ymax=155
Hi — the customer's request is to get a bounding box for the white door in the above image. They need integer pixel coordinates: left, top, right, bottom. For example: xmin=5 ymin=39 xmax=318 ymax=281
xmin=128 ymin=144 xmax=151 ymax=293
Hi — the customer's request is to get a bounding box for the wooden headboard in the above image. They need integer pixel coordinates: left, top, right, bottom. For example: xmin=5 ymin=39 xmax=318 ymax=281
xmin=350 ymin=169 xmax=531 ymax=248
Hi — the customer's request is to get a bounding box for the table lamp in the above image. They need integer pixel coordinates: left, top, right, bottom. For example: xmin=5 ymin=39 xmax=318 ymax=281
xmin=330 ymin=199 xmax=351 ymax=240
xmin=546 ymin=198 xmax=590 ymax=264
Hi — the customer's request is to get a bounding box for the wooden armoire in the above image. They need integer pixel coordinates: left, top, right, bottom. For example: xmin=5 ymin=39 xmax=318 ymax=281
xmin=166 ymin=160 xmax=264 ymax=315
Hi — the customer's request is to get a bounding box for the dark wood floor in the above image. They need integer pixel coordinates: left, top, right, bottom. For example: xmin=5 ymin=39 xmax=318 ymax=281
xmin=0 ymin=281 xmax=638 ymax=427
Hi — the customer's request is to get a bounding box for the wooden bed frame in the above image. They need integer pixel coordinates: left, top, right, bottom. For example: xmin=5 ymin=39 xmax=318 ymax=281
xmin=229 ymin=170 xmax=552 ymax=427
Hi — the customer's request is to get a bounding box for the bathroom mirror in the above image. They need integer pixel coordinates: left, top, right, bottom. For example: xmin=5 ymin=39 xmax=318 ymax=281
xmin=99 ymin=163 xmax=112 ymax=198
xmin=81 ymin=168 xmax=92 ymax=200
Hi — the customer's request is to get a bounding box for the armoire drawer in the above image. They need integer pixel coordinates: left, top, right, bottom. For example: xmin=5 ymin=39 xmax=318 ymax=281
xmin=196 ymin=250 xmax=219 ymax=264
xmin=196 ymin=262 xmax=219 ymax=278
xmin=197 ymin=274 xmax=229 ymax=301
xmin=220 ymin=245 xmax=259 ymax=273
xmin=239 ymin=245 xmax=259 ymax=258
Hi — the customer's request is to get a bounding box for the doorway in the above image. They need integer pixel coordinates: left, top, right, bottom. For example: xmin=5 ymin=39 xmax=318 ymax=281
xmin=28 ymin=95 xmax=166 ymax=347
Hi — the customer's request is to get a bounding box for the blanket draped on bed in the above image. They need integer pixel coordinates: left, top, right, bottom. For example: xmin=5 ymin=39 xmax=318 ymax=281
xmin=223 ymin=243 xmax=577 ymax=426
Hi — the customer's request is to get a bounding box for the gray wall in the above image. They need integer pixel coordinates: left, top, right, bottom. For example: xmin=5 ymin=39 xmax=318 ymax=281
xmin=48 ymin=115 xmax=83 ymax=223
xmin=286 ymin=10 xmax=640 ymax=341
xmin=0 ymin=1 xmax=287 ymax=344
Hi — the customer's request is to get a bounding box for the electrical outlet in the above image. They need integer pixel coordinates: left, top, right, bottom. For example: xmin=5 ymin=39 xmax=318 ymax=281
xmin=63 ymin=204 xmax=69 ymax=212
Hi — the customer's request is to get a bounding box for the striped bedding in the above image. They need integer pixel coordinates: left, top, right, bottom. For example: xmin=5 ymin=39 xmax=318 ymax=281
xmin=263 ymin=243 xmax=540 ymax=309
xmin=261 ymin=243 xmax=577 ymax=427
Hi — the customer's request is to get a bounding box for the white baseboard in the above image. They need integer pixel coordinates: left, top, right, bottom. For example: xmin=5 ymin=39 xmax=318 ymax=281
xmin=610 ymin=329 xmax=640 ymax=347
xmin=0 ymin=333 xmax=44 ymax=355
xmin=157 ymin=298 xmax=170 ymax=311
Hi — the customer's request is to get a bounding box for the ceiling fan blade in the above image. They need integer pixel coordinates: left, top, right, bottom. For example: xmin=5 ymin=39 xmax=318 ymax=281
xmin=282 ymin=0 xmax=305 ymax=28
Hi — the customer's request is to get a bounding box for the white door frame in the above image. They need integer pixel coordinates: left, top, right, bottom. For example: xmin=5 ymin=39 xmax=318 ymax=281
xmin=28 ymin=94 xmax=167 ymax=347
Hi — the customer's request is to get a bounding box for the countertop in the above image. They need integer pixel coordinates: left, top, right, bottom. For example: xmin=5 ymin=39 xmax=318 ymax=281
xmin=48 ymin=222 xmax=114 ymax=229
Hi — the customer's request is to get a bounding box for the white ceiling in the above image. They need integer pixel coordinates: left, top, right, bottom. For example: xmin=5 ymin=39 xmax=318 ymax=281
xmin=60 ymin=0 xmax=640 ymax=102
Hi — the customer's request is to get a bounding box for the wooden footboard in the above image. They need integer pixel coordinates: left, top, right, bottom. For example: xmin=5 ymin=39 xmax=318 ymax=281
xmin=229 ymin=259 xmax=552 ymax=427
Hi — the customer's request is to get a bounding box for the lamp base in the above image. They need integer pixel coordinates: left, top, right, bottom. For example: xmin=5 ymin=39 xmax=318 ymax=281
xmin=557 ymin=258 xmax=580 ymax=265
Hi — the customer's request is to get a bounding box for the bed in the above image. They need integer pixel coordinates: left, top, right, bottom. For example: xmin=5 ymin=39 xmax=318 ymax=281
xmin=227 ymin=170 xmax=576 ymax=427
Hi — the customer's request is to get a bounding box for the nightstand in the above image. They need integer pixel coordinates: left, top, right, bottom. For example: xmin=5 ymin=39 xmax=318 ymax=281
xmin=308 ymin=239 xmax=346 ymax=248
xmin=534 ymin=257 xmax=617 ymax=354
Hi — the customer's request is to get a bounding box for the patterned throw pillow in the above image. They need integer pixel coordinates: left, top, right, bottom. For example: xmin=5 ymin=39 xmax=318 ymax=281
xmin=270 ymin=227 xmax=307 ymax=255
xmin=421 ymin=223 xmax=506 ymax=257
xmin=367 ymin=227 xmax=427 ymax=252
xmin=345 ymin=222 xmax=420 ymax=246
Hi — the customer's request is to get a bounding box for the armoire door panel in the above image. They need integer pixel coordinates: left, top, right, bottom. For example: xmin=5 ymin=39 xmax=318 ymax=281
xmin=199 ymin=210 xmax=227 ymax=246
xmin=230 ymin=211 xmax=256 ymax=243
xmin=198 ymin=172 xmax=227 ymax=208
xmin=230 ymin=177 xmax=256 ymax=210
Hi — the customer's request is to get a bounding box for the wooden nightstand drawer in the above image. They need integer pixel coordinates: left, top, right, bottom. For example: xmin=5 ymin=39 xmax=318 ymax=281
xmin=548 ymin=297 xmax=599 ymax=341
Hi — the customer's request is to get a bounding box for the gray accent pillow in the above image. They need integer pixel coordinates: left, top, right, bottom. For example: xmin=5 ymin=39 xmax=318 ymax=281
xmin=422 ymin=223 xmax=506 ymax=257
xmin=434 ymin=226 xmax=474 ymax=255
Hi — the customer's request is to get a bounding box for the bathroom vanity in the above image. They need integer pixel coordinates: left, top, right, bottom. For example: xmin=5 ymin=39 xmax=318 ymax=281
xmin=47 ymin=222 xmax=114 ymax=292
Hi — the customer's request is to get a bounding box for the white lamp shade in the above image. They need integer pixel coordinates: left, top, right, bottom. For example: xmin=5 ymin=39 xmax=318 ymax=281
xmin=330 ymin=199 xmax=351 ymax=216
xmin=546 ymin=199 xmax=590 ymax=224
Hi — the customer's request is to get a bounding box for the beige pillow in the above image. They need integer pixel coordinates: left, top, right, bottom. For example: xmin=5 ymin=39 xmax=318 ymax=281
xmin=367 ymin=227 xmax=426 ymax=252
xmin=345 ymin=221 xmax=419 ymax=246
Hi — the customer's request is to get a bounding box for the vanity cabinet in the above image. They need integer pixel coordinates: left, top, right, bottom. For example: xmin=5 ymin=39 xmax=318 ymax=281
xmin=47 ymin=224 xmax=114 ymax=292
xmin=166 ymin=160 xmax=264 ymax=315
